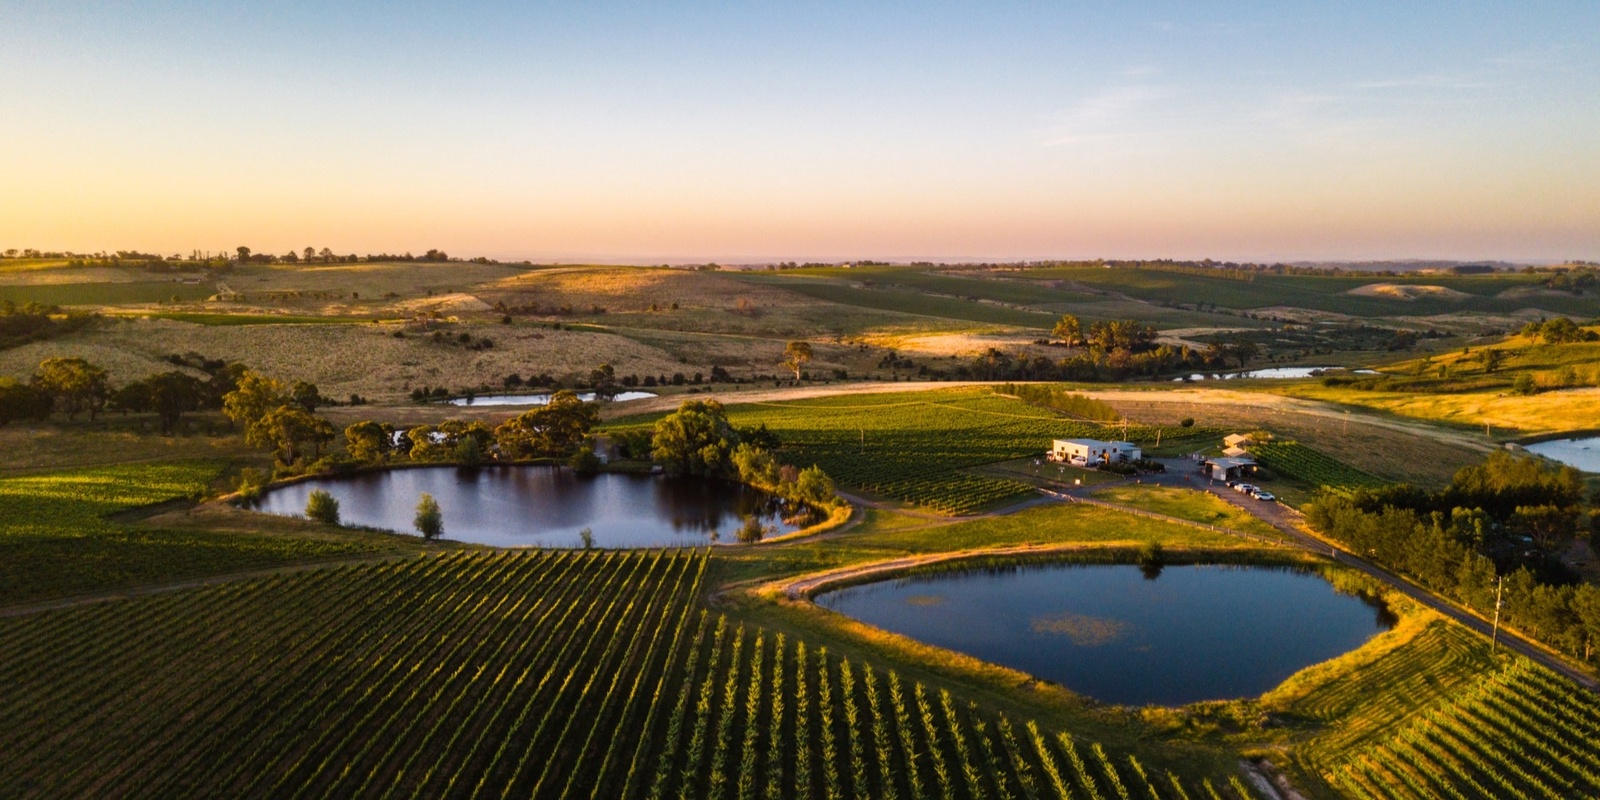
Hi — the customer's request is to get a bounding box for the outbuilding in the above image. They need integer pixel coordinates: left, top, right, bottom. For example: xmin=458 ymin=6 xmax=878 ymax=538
xmin=1202 ymin=456 xmax=1256 ymax=481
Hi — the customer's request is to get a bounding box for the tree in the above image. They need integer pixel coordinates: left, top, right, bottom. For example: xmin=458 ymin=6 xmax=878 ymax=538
xmin=1510 ymin=504 xmax=1581 ymax=552
xmin=792 ymin=465 xmax=836 ymax=507
xmin=493 ymin=391 xmax=599 ymax=458
xmin=1480 ymin=348 xmax=1505 ymax=373
xmin=1538 ymin=317 xmax=1588 ymax=344
xmin=223 ymin=371 xmax=291 ymax=429
xmin=0 ymin=380 xmax=50 ymax=426
xmin=1511 ymin=372 xmax=1538 ymax=396
xmin=144 ymin=371 xmax=205 ymax=434
xmin=303 ymin=247 xmax=316 ymax=262
xmin=1222 ymin=339 xmax=1260 ymax=369
xmin=256 ymin=405 xmax=335 ymax=464
xmin=305 ymin=489 xmax=340 ymax=525
xmin=343 ymin=420 xmax=394 ymax=463
xmin=781 ymin=341 xmax=813 ymax=380
xmin=32 ymin=357 xmax=110 ymax=420
xmin=415 ymin=493 xmax=443 ymax=539
xmin=319 ymin=247 xmax=333 ymax=263
xmin=1051 ymin=314 xmax=1081 ymax=345
xmin=651 ymin=399 xmax=740 ymax=476
xmin=236 ymin=246 xmax=251 ymax=262
xmin=290 ymin=380 xmax=324 ymax=412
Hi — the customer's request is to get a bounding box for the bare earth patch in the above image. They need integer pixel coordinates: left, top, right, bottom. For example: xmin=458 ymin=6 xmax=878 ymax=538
xmin=1346 ymin=283 xmax=1472 ymax=301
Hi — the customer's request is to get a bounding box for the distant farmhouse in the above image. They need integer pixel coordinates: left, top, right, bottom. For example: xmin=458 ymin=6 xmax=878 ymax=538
xmin=1050 ymin=438 xmax=1141 ymax=466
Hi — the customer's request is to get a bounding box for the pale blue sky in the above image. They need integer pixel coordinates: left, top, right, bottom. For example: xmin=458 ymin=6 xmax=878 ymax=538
xmin=2 ymin=2 xmax=1596 ymax=261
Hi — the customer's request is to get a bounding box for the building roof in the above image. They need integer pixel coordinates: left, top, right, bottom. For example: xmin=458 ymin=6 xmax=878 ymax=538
xmin=1206 ymin=456 xmax=1256 ymax=469
xmin=1053 ymin=438 xmax=1109 ymax=447
xmin=1222 ymin=446 xmax=1250 ymax=457
xmin=1223 ymin=433 xmax=1254 ymax=446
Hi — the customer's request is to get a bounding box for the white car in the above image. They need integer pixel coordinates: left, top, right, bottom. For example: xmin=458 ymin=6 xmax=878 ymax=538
xmin=1233 ymin=483 xmax=1256 ymax=494
xmin=1250 ymin=489 xmax=1276 ymax=501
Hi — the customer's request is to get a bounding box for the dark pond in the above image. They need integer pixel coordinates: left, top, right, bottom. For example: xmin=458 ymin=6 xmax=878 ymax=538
xmin=254 ymin=465 xmax=805 ymax=548
xmin=816 ymin=563 xmax=1394 ymax=707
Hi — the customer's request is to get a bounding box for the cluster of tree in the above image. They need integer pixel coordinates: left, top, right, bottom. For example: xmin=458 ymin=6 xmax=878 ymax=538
xmin=957 ymin=342 xmax=1225 ymax=382
xmin=649 ymin=399 xmax=839 ymax=514
xmin=1305 ymin=452 xmax=1600 ymax=662
xmin=343 ymin=390 xmax=601 ymax=468
xmin=1542 ymin=267 xmax=1598 ymax=295
xmin=1521 ymin=316 xmax=1598 ymax=345
xmin=0 ymin=301 xmax=94 ymax=350
xmin=222 ymin=372 xmax=337 ymax=465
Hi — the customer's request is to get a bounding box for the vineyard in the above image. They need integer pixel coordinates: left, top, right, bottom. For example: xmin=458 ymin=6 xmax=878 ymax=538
xmin=0 ymin=549 xmax=1246 ymax=799
xmin=706 ymin=389 xmax=1209 ymax=514
xmin=1322 ymin=659 xmax=1600 ymax=799
xmin=1246 ymin=441 xmax=1387 ymax=493
xmin=0 ymin=461 xmax=379 ymax=606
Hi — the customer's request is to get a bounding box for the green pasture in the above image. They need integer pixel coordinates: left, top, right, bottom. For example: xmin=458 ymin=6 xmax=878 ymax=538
xmin=736 ymin=274 xmax=1061 ymax=329
xmin=0 ymin=281 xmax=216 ymax=307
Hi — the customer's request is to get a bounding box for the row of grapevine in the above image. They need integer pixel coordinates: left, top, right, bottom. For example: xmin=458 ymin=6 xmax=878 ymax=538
xmin=0 ymin=548 xmax=1245 ymax=798
xmin=636 ymin=622 xmax=1243 ymax=800
xmin=1324 ymin=659 xmax=1600 ymax=800
xmin=1247 ymin=441 xmax=1387 ymax=493
xmin=0 ymin=460 xmax=376 ymax=605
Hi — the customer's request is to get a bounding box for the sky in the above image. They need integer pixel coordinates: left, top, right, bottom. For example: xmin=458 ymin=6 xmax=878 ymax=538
xmin=2 ymin=2 xmax=1598 ymax=263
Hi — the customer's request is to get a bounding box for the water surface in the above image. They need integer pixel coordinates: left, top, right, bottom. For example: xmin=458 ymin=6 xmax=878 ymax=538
xmin=817 ymin=563 xmax=1392 ymax=706
xmin=1175 ymin=366 xmax=1377 ymax=381
xmin=255 ymin=465 xmax=801 ymax=547
xmin=1524 ymin=437 xmax=1600 ymax=474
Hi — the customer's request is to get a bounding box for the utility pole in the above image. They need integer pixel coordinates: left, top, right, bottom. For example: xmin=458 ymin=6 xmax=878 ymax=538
xmin=1491 ymin=576 xmax=1505 ymax=653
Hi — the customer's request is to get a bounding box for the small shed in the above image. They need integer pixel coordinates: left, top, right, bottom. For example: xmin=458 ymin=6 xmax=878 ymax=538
xmin=1222 ymin=445 xmax=1250 ymax=458
xmin=1223 ymin=433 xmax=1255 ymax=449
xmin=1203 ymin=456 xmax=1256 ymax=481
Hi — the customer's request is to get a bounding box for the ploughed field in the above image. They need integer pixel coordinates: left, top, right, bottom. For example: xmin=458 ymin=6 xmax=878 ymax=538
xmin=0 ymin=550 xmax=1243 ymax=799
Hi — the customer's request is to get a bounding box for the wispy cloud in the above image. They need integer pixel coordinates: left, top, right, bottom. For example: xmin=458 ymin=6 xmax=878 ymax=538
xmin=1043 ymin=84 xmax=1166 ymax=146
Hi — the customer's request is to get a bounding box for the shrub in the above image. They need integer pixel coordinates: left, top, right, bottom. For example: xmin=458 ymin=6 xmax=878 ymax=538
xmin=415 ymin=493 xmax=444 ymax=540
xmin=305 ymin=489 xmax=341 ymax=525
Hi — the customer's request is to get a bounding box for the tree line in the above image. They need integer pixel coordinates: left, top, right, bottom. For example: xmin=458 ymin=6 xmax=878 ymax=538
xmin=1306 ymin=451 xmax=1600 ymax=663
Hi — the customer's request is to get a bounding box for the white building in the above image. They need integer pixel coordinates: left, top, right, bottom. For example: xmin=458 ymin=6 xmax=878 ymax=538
xmin=1050 ymin=438 xmax=1142 ymax=465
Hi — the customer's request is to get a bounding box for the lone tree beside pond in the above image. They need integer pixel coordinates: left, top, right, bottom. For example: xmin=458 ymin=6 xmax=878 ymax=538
xmin=651 ymin=399 xmax=740 ymax=477
xmin=305 ymin=489 xmax=340 ymax=525
xmin=415 ymin=493 xmax=443 ymax=540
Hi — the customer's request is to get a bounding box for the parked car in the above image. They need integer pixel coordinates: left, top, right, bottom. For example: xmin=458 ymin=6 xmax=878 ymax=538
xmin=1224 ymin=479 xmax=1239 ymax=488
xmin=1251 ymin=490 xmax=1276 ymax=501
xmin=1233 ymin=483 xmax=1256 ymax=494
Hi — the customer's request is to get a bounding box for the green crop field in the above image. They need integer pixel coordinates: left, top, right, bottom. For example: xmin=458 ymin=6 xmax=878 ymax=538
xmin=1248 ymin=441 xmax=1388 ymax=493
xmin=0 ymin=280 xmax=216 ymax=306
xmin=0 ymin=549 xmax=1241 ymax=799
xmin=1010 ymin=265 xmax=1595 ymax=317
xmin=0 ymin=462 xmax=379 ymax=606
xmin=616 ymin=388 xmax=1211 ymax=514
